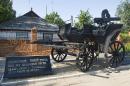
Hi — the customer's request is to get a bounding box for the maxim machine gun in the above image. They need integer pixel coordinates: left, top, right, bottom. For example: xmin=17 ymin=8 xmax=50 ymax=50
xmin=35 ymin=9 xmax=125 ymax=72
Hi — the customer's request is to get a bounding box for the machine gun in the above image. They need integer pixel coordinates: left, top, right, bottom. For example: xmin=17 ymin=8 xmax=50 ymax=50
xmin=94 ymin=17 xmax=120 ymax=25
xmin=94 ymin=9 xmax=121 ymax=25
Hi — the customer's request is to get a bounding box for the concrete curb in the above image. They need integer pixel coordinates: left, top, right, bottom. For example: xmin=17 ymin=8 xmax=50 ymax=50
xmin=1 ymin=64 xmax=130 ymax=86
xmin=117 ymin=64 xmax=130 ymax=70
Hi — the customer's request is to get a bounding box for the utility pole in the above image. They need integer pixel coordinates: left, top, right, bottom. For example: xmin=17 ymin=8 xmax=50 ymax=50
xmin=71 ymin=16 xmax=73 ymax=26
xmin=51 ymin=0 xmax=54 ymax=12
xmin=46 ymin=4 xmax=48 ymax=16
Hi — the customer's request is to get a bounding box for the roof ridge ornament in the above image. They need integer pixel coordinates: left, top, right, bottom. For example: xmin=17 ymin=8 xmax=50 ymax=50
xmin=31 ymin=7 xmax=33 ymax=11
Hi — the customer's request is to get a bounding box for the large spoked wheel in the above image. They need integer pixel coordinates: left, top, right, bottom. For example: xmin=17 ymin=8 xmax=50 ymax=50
xmin=51 ymin=48 xmax=68 ymax=62
xmin=76 ymin=52 xmax=94 ymax=72
xmin=108 ymin=41 xmax=125 ymax=68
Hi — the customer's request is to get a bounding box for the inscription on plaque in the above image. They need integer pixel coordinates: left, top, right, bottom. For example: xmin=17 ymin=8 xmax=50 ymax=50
xmin=4 ymin=56 xmax=52 ymax=78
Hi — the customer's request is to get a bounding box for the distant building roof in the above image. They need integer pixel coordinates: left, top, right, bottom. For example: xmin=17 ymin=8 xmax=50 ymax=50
xmin=0 ymin=10 xmax=59 ymax=32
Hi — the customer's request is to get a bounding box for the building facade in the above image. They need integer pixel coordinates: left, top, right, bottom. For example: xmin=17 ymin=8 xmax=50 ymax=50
xmin=0 ymin=10 xmax=59 ymax=57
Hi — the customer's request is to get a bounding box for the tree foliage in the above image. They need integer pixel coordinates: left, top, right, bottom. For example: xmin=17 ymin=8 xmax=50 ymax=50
xmin=0 ymin=0 xmax=16 ymax=23
xmin=116 ymin=0 xmax=130 ymax=31
xmin=75 ymin=10 xmax=93 ymax=29
xmin=45 ymin=12 xmax=65 ymax=27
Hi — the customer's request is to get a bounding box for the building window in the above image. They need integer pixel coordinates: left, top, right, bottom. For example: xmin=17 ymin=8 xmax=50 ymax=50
xmin=37 ymin=32 xmax=53 ymax=42
xmin=43 ymin=33 xmax=53 ymax=42
xmin=16 ymin=32 xmax=29 ymax=40
xmin=37 ymin=32 xmax=43 ymax=40
xmin=0 ymin=31 xmax=16 ymax=40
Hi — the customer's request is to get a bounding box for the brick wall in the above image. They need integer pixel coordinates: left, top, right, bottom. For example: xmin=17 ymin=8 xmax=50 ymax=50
xmin=0 ymin=27 xmax=53 ymax=57
xmin=0 ymin=40 xmax=51 ymax=57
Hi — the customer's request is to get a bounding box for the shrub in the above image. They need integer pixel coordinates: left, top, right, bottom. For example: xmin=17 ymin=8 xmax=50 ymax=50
xmin=120 ymin=33 xmax=130 ymax=43
xmin=125 ymin=43 xmax=130 ymax=52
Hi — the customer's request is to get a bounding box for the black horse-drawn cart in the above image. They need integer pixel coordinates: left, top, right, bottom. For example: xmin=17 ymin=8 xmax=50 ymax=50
xmin=35 ymin=9 xmax=125 ymax=72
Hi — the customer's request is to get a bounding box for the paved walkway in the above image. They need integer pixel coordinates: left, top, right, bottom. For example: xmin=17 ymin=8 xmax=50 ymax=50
xmin=2 ymin=67 xmax=130 ymax=86
xmin=0 ymin=57 xmax=6 ymax=84
xmin=27 ymin=69 xmax=130 ymax=86
xmin=1 ymin=55 xmax=130 ymax=86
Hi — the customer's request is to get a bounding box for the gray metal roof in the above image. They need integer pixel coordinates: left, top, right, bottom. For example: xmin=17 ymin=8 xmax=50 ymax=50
xmin=0 ymin=10 xmax=59 ymax=32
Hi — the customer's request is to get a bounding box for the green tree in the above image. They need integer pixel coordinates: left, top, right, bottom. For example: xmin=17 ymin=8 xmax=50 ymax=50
xmin=116 ymin=0 xmax=130 ymax=32
xmin=75 ymin=10 xmax=93 ymax=29
xmin=0 ymin=0 xmax=16 ymax=23
xmin=45 ymin=12 xmax=65 ymax=27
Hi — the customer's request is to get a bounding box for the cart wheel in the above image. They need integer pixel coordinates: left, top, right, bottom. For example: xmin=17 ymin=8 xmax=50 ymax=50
xmin=108 ymin=41 xmax=125 ymax=68
xmin=51 ymin=48 xmax=68 ymax=62
xmin=76 ymin=52 xmax=94 ymax=72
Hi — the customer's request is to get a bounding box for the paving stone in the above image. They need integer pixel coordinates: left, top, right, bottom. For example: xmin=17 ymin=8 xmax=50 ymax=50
xmin=1 ymin=55 xmax=130 ymax=86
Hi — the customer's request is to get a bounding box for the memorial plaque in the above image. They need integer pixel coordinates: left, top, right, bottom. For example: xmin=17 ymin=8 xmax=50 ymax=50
xmin=4 ymin=56 xmax=52 ymax=78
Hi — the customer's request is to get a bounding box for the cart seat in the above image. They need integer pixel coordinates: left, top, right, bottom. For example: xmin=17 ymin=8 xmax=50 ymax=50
xmin=58 ymin=23 xmax=96 ymax=42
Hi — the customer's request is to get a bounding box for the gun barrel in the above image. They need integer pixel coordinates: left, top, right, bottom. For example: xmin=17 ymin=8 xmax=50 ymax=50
xmin=94 ymin=17 xmax=121 ymax=24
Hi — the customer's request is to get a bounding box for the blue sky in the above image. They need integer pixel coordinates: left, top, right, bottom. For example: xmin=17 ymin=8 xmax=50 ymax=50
xmin=12 ymin=0 xmax=123 ymax=21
